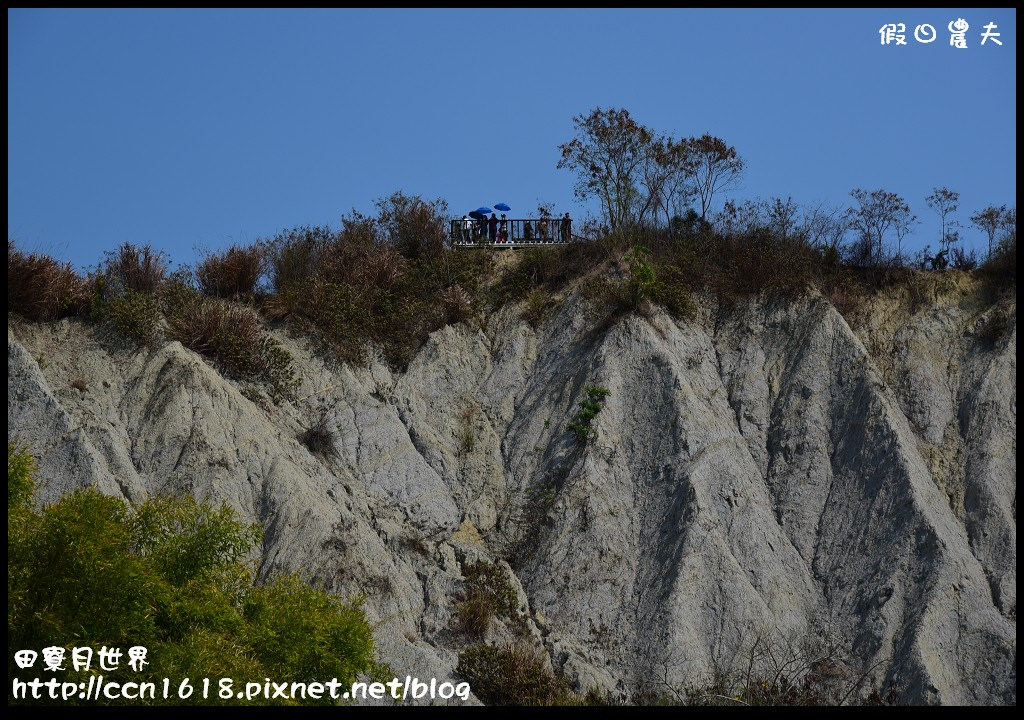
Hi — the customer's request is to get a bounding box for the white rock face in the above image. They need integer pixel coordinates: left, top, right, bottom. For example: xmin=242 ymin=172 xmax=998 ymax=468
xmin=7 ymin=278 xmax=1015 ymax=705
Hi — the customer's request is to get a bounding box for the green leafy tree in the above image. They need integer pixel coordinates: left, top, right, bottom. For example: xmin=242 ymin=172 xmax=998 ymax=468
xmin=8 ymin=444 xmax=379 ymax=706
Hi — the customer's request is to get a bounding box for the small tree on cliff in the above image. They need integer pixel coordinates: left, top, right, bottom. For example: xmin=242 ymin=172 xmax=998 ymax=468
xmin=557 ymin=107 xmax=654 ymax=232
xmin=925 ymin=187 xmax=961 ymax=253
xmin=970 ymin=204 xmax=1009 ymax=259
xmin=688 ymin=134 xmax=745 ymax=222
xmin=846 ymin=188 xmax=915 ymax=264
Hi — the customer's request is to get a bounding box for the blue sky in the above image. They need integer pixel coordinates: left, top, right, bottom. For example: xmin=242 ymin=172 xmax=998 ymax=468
xmin=8 ymin=8 xmax=1016 ymax=269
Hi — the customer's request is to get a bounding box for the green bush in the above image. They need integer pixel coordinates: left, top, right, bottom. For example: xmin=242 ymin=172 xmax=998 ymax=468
xmin=567 ymin=386 xmax=611 ymax=443
xmin=595 ymin=244 xmax=695 ymax=321
xmin=456 ymin=643 xmax=574 ymax=706
xmin=7 ymin=446 xmax=379 ymax=705
xmin=102 ymin=288 xmax=164 ymax=345
xmin=649 ymin=264 xmax=696 ymax=319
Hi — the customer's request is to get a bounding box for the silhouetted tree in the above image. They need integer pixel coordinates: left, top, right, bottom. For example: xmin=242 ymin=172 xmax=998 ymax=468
xmin=689 ymin=134 xmax=744 ymax=221
xmin=1000 ymin=207 xmax=1017 ymax=247
xmin=970 ymin=204 xmax=1009 ymax=259
xmin=925 ymin=187 xmax=961 ymax=253
xmin=766 ymin=196 xmax=800 ymax=240
xmin=643 ymin=137 xmax=697 ymax=230
xmin=557 ymin=107 xmax=654 ymax=231
xmin=799 ymin=202 xmax=849 ymax=252
xmin=846 ymin=188 xmax=915 ymax=264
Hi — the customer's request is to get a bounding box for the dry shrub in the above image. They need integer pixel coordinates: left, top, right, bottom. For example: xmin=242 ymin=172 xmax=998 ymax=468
xmin=522 ymin=289 xmax=550 ymax=329
xmin=491 ymin=243 xmax=603 ymax=305
xmin=456 ymin=643 xmax=574 ymax=706
xmin=374 ymin=191 xmax=448 ymax=262
xmin=168 ymin=298 xmax=298 ymax=398
xmin=7 ymin=243 xmax=87 ymax=321
xmin=196 ymin=244 xmax=263 ymax=298
xmin=265 ymin=225 xmax=335 ymax=293
xmin=680 ymin=625 xmax=889 ymax=707
xmin=299 ymin=399 xmax=340 ymax=459
xmin=441 ymin=284 xmax=472 ymax=324
xmin=979 ymin=233 xmax=1016 ymax=288
xmin=358 ymin=247 xmax=407 ymax=290
xmin=103 ymin=242 xmax=167 ymax=295
xmin=262 ymin=203 xmax=493 ymax=370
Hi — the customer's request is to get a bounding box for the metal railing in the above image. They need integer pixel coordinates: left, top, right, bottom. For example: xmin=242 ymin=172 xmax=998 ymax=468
xmin=450 ymin=218 xmax=573 ymax=248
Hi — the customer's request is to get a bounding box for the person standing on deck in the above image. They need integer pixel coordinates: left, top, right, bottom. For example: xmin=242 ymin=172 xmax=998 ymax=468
xmin=499 ymin=214 xmax=509 ymax=243
xmin=523 ymin=220 xmax=534 ymax=242
xmin=488 ymin=213 xmax=499 ymax=243
xmin=560 ymin=212 xmax=571 ymax=243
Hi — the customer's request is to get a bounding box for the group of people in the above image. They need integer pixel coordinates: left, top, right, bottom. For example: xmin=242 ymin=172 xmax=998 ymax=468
xmin=458 ymin=212 xmax=572 ymax=245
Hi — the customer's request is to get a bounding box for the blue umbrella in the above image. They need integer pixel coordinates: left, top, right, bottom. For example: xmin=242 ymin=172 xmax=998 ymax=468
xmin=475 ymin=207 xmax=493 ymax=215
xmin=494 ymin=203 xmax=511 ymax=212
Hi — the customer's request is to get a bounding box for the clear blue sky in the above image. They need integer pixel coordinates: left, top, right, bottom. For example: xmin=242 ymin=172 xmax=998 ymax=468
xmin=8 ymin=8 xmax=1016 ymax=269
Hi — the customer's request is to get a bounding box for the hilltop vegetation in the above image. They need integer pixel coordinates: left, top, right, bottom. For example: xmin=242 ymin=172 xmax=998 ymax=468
xmin=7 ymin=105 xmax=1016 ymax=392
xmin=7 ymin=191 xmax=1015 ymax=404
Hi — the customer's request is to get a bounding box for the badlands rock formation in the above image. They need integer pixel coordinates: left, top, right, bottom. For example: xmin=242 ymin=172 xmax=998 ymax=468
xmin=7 ymin=276 xmax=1016 ymax=704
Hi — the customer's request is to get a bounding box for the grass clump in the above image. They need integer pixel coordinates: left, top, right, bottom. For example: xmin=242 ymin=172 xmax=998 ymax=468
xmin=454 ymin=560 xmax=521 ymax=639
xmin=522 ymin=289 xmax=551 ymax=329
xmin=456 ymin=643 xmax=575 ymax=706
xmin=87 ymin=242 xmax=170 ymax=345
xmin=196 ymin=244 xmax=263 ymax=299
xmin=102 ymin=241 xmax=168 ymax=296
xmin=7 ymin=242 xmax=88 ymax=321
